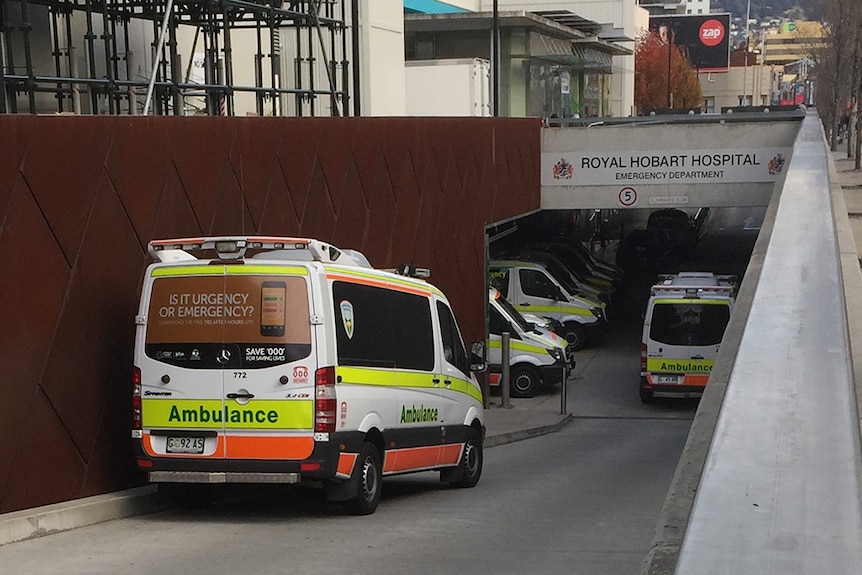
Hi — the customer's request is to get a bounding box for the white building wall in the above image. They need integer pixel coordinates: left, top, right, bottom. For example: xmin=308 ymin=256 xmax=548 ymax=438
xmin=359 ymin=0 xmax=406 ymax=115
xmin=478 ymin=0 xmax=648 ymax=117
xmin=683 ymin=0 xmax=710 ymax=15
xmin=701 ymin=65 xmax=775 ymax=112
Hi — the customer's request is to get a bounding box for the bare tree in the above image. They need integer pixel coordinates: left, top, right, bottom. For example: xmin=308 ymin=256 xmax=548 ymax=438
xmin=854 ymin=3 xmax=862 ymax=168
xmin=815 ymin=0 xmax=858 ymax=152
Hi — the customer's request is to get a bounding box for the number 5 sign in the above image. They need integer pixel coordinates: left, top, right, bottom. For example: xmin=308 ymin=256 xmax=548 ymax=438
xmin=618 ymin=187 xmax=638 ymax=207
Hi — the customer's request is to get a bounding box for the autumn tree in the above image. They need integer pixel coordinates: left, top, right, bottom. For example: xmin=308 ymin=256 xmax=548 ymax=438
xmin=635 ymin=32 xmax=703 ymax=113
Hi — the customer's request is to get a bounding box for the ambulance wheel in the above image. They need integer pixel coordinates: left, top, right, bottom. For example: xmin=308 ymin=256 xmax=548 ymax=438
xmin=561 ymin=322 xmax=587 ymax=351
xmin=510 ymin=365 xmax=539 ymax=398
xmin=449 ymin=427 xmax=483 ymax=488
xmin=639 ymin=379 xmax=654 ymax=403
xmin=344 ymin=443 xmax=382 ymax=516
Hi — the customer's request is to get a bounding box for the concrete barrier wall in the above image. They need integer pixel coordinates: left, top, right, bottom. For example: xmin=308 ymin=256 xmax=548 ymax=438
xmin=642 ymin=112 xmax=862 ymax=573
xmin=0 ymin=115 xmax=540 ymax=513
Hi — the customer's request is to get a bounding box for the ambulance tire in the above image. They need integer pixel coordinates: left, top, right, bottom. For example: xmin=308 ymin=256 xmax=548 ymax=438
xmin=448 ymin=427 xmax=483 ymax=488
xmin=344 ymin=443 xmax=382 ymax=516
xmin=510 ymin=365 xmax=539 ymax=398
xmin=639 ymin=378 xmax=654 ymax=403
xmin=561 ymin=322 xmax=587 ymax=351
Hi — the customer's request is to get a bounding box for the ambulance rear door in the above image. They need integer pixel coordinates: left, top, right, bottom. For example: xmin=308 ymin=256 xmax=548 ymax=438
xmin=645 ymin=297 xmax=731 ymax=386
xmin=140 ymin=265 xmax=316 ymax=462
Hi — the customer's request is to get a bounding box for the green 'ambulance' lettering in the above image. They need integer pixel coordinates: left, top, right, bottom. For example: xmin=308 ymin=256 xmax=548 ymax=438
xmin=168 ymin=404 xmax=278 ymax=424
xmin=400 ymin=405 xmax=439 ymax=424
xmin=658 ymin=361 xmax=712 ymax=373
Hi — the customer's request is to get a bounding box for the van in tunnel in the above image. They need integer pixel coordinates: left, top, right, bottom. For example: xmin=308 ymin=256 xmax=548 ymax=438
xmin=640 ymin=271 xmax=736 ymax=402
xmin=489 ymin=259 xmax=607 ymax=351
xmin=487 ymin=288 xmax=573 ymax=398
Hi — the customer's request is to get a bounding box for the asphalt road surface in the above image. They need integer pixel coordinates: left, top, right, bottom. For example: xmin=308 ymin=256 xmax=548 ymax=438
xmin=0 ymin=324 xmax=694 ymax=575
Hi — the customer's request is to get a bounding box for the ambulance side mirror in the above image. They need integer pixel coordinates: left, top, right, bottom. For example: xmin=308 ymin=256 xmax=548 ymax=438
xmin=469 ymin=341 xmax=486 ymax=373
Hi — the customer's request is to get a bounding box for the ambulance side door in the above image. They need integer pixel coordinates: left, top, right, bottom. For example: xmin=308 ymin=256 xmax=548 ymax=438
xmin=516 ymin=268 xmax=565 ymax=318
xmin=434 ymin=298 xmax=473 ymax=441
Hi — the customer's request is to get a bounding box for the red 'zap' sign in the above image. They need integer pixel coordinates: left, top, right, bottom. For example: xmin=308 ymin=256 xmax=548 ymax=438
xmin=699 ymin=19 xmax=725 ymax=47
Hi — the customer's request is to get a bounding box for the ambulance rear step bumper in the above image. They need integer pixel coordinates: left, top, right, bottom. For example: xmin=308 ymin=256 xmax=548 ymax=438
xmin=150 ymin=471 xmax=301 ymax=484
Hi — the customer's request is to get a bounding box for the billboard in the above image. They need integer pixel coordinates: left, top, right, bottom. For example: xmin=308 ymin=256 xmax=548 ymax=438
xmin=649 ymin=14 xmax=731 ymax=72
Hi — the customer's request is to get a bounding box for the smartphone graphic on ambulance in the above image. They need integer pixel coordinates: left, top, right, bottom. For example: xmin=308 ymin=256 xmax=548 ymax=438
xmin=260 ymin=280 xmax=286 ymax=336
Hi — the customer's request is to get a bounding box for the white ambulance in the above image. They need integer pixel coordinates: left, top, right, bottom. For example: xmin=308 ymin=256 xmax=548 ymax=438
xmin=489 ymin=260 xmax=607 ymax=351
xmin=487 ymin=288 xmax=573 ymax=398
xmin=132 ymin=236 xmax=485 ymax=515
xmin=640 ymin=272 xmax=736 ymax=402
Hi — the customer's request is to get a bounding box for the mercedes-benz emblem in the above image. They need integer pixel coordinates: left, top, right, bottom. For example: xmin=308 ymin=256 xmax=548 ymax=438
xmin=216 ymin=349 xmax=231 ymax=365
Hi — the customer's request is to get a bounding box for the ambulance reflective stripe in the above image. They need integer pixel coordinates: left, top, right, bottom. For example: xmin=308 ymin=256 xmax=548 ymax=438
xmin=325 ymin=267 xmax=442 ymax=297
xmin=514 ymin=304 xmax=595 ymax=317
xmin=225 ymin=435 xmax=314 ymax=460
xmin=646 ymin=373 xmax=711 ymax=387
xmin=488 ymin=339 xmax=549 ymax=355
xmin=382 ymin=443 xmax=463 ymax=474
xmin=336 ymin=367 xmax=483 ymax=403
xmin=142 ymin=432 xmax=316 ymax=460
xmin=336 ymin=366 xmax=398 ymax=387
xmin=142 ymin=399 xmax=313 ymax=429
xmin=646 ymin=358 xmax=714 ymax=373
xmin=336 ymin=452 xmax=359 ymax=479
xmin=440 ymin=377 xmax=482 ymax=402
xmin=141 ymin=398 xmax=315 ymax=460
xmin=151 ymin=265 xmax=309 ymax=278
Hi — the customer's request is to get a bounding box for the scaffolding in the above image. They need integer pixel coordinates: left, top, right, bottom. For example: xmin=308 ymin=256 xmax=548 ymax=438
xmin=0 ymin=0 xmax=356 ymax=116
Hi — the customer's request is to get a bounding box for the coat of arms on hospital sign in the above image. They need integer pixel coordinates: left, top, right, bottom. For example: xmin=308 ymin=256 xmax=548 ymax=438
xmin=553 ymin=158 xmax=574 ymax=180
xmin=768 ymin=154 xmax=786 ymax=176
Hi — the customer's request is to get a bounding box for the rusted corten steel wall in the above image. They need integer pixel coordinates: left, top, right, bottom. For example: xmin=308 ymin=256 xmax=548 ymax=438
xmin=0 ymin=115 xmax=540 ymax=513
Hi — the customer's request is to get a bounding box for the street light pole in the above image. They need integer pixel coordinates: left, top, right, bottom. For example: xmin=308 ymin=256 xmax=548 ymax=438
xmin=492 ymin=0 xmax=500 ymax=117
xmin=742 ymin=0 xmax=751 ymax=105
xmin=667 ymin=29 xmax=672 ymax=109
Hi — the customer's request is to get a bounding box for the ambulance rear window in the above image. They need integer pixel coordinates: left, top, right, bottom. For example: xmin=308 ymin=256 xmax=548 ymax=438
xmin=650 ymin=302 xmax=730 ymax=346
xmin=145 ymin=274 xmax=311 ymax=369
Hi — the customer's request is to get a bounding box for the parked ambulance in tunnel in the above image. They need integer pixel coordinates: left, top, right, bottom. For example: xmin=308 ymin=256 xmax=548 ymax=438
xmin=489 ymin=259 xmax=607 ymax=351
xmin=132 ymin=236 xmax=485 ymax=515
xmin=487 ymin=288 xmax=573 ymax=398
xmin=640 ymin=272 xmax=736 ymax=402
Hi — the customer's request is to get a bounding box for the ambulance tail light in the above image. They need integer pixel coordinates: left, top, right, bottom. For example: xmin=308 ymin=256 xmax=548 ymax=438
xmin=132 ymin=366 xmax=142 ymax=430
xmin=640 ymin=344 xmax=647 ymax=375
xmin=315 ymin=367 xmax=337 ymax=433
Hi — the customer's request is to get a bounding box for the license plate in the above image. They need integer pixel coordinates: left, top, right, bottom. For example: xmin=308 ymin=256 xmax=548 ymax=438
xmin=655 ymin=375 xmax=683 ymax=385
xmin=166 ymin=436 xmax=205 ymax=454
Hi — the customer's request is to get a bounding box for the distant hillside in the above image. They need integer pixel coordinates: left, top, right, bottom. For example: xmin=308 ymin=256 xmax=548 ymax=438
xmin=711 ymin=0 xmax=824 ymax=20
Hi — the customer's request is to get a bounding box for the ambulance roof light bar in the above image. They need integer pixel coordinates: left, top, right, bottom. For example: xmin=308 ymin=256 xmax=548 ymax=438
xmin=650 ymin=285 xmax=735 ymax=297
xmin=148 ymin=236 xmax=365 ymax=267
